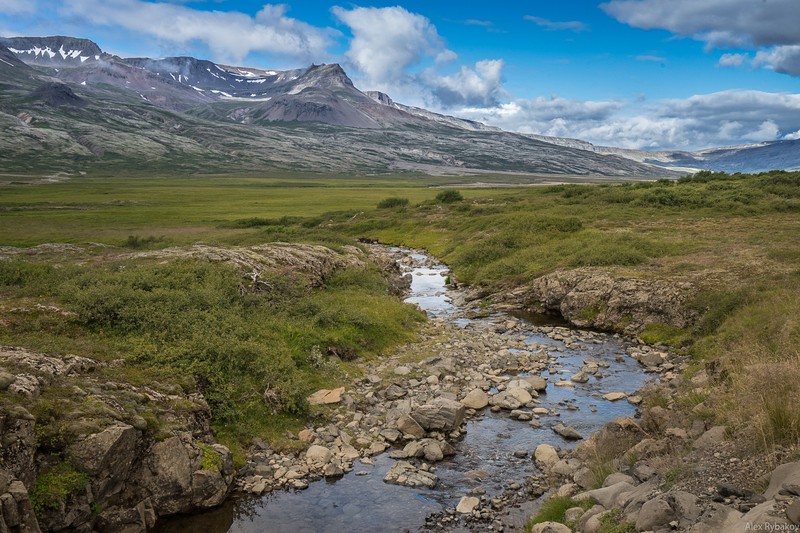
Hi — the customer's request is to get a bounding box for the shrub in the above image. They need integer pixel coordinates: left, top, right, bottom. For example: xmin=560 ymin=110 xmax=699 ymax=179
xmin=525 ymin=496 xmax=595 ymax=531
xmin=377 ymin=197 xmax=410 ymax=209
xmin=30 ymin=463 xmax=90 ymax=513
xmin=435 ymin=189 xmax=464 ymax=203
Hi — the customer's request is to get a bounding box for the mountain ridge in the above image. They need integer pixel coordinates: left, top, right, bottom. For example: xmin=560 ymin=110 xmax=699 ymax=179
xmin=1 ymin=35 xmax=795 ymax=176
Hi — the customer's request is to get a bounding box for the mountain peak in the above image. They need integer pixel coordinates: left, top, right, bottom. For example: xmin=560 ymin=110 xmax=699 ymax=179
xmin=0 ymin=36 xmax=103 ymax=66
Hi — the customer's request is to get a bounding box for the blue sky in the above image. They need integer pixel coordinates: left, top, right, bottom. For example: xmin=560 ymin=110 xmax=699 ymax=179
xmin=2 ymin=0 xmax=799 ymax=150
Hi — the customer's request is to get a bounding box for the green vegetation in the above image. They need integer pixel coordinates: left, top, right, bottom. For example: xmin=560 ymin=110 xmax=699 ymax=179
xmin=30 ymin=462 xmax=90 ymax=513
xmin=598 ymin=509 xmax=636 ymax=533
xmin=2 ymin=169 xmax=799 ymax=458
xmin=435 ymin=189 xmax=464 ymax=203
xmin=376 ymin=197 xmax=410 ymax=209
xmin=0 ymin=254 xmax=423 ymax=452
xmin=524 ymin=495 xmax=595 ymax=531
xmin=198 ymin=443 xmax=223 ymax=472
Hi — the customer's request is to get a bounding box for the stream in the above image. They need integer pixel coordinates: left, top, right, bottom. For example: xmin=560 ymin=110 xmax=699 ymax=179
xmin=158 ymin=247 xmax=649 ymax=533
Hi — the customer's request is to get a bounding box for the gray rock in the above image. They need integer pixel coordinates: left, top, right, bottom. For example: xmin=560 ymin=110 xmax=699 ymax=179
xmin=534 ymin=444 xmax=559 ymax=469
xmin=384 ymin=384 xmax=407 ymax=400
xmin=461 ymin=389 xmax=489 ymax=410
xmin=765 ymin=461 xmax=800 ymax=499
xmin=725 ymin=500 xmax=796 ymax=532
xmin=553 ymin=423 xmax=583 ymax=440
xmin=396 ymin=414 xmax=425 ymax=439
xmin=576 ymin=482 xmax=635 ymax=508
xmin=636 ymin=495 xmax=676 ymax=532
xmin=787 ymin=499 xmax=800 ymax=525
xmin=524 ymin=375 xmax=548 ymax=391
xmin=383 ymin=461 xmax=438 ymax=489
xmin=603 ymin=473 xmax=636 ymax=487
xmin=530 ymin=521 xmax=571 ymax=533
xmin=693 ymin=425 xmax=727 ymax=450
xmin=305 ymin=445 xmax=332 ymax=466
xmin=570 ymin=372 xmax=589 ymax=383
xmin=456 ymin=496 xmax=480 ymax=513
xmin=67 ymin=423 xmax=139 ymax=500
xmin=410 ymin=398 xmax=465 ymax=431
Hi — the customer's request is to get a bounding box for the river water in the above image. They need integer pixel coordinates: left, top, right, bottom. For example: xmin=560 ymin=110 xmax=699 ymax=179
xmin=158 ymin=248 xmax=647 ymax=533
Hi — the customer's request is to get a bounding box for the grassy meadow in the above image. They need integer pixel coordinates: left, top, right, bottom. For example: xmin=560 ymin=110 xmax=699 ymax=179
xmin=1 ymin=170 xmax=799 ymax=457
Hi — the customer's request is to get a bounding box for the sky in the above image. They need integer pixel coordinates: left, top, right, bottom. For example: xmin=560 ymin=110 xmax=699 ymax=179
xmin=2 ymin=0 xmax=800 ymax=151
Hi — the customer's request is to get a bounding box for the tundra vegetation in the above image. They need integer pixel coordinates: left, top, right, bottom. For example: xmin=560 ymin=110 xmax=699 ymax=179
xmin=1 ymin=170 xmax=798 ymax=516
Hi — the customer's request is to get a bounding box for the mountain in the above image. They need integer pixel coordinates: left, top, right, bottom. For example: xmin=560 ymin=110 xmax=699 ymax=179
xmin=526 ymin=135 xmax=800 ymax=174
xmin=2 ymin=35 xmax=784 ymax=178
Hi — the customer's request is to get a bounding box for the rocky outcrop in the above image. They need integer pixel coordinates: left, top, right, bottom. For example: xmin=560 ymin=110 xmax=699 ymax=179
xmin=0 ymin=348 xmax=234 ymax=533
xmin=508 ymin=268 xmax=699 ymax=333
xmin=0 ymin=470 xmax=41 ymax=533
xmin=131 ymin=243 xmax=366 ymax=287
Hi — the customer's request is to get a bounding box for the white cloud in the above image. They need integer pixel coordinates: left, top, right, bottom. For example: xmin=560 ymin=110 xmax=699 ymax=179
xmin=454 ymin=90 xmax=800 ymax=150
xmin=753 ymin=45 xmax=800 ymax=76
xmin=333 ymin=5 xmax=504 ymax=107
xmin=331 ymin=6 xmax=441 ymax=84
xmin=602 ymin=0 xmax=800 ymax=76
xmin=524 ymin=15 xmax=587 ymax=33
xmin=718 ymin=53 xmax=747 ymax=67
xmin=0 ymin=0 xmax=35 ymax=15
xmin=56 ymin=0 xmax=336 ymax=64
xmin=423 ymin=59 xmax=504 ymax=106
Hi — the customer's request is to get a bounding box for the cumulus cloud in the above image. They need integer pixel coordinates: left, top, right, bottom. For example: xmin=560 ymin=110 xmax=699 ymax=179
xmin=524 ymin=15 xmax=587 ymax=33
xmin=0 ymin=0 xmax=35 ymax=15
xmin=602 ymin=0 xmax=800 ymax=76
xmin=332 ymin=6 xmax=442 ymax=84
xmin=423 ymin=59 xmax=504 ymax=107
xmin=56 ymin=0 xmax=335 ymax=64
xmin=333 ymin=5 xmax=504 ymax=107
xmin=753 ymin=45 xmax=800 ymax=76
xmin=455 ymin=90 xmax=800 ymax=150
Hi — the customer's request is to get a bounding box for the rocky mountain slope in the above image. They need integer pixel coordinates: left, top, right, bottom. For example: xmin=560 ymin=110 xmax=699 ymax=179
xmin=0 ymin=36 xmax=678 ymax=177
xmin=1 ymin=35 xmax=792 ymax=178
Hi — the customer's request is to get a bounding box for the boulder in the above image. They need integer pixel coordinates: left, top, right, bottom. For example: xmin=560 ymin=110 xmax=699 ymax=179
xmin=636 ymin=495 xmax=675 ymax=532
xmin=461 ymin=389 xmax=490 ymax=410
xmin=410 ymin=398 xmax=465 ymax=431
xmin=305 ymin=445 xmax=333 ymax=466
xmin=0 ymin=472 xmax=40 ymax=533
xmin=142 ymin=436 xmax=193 ymax=516
xmin=68 ymin=423 xmax=139 ymax=500
xmin=602 ymin=392 xmax=626 ymax=402
xmin=764 ymin=461 xmax=800 ymax=499
xmin=576 ymin=482 xmax=635 ymax=509
xmin=534 ymin=444 xmax=560 ymax=469
xmin=693 ymin=426 xmax=727 ymax=450
xmin=396 ymin=414 xmax=426 ymax=439
xmin=456 ymin=496 xmax=480 ymax=514
xmin=524 ymin=375 xmax=548 ymax=391
xmin=725 ymin=500 xmax=796 ymax=532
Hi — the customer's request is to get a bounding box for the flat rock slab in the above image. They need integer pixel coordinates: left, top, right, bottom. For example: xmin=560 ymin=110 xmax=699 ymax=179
xmin=456 ymin=496 xmax=480 ymax=513
xmin=307 ymin=387 xmax=345 ymax=405
xmin=603 ymin=392 xmax=626 ymax=401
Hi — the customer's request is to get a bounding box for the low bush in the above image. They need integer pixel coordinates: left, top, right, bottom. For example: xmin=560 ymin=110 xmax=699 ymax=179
xmin=377 ymin=197 xmax=410 ymax=209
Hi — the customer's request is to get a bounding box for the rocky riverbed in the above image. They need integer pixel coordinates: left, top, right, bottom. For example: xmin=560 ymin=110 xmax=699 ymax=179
xmin=156 ymin=247 xmax=691 ymax=532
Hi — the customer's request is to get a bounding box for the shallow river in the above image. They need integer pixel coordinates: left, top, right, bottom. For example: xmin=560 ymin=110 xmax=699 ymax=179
xmin=157 ymin=248 xmax=647 ymax=533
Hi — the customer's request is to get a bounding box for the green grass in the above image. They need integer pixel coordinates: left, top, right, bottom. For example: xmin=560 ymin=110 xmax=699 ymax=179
xmin=524 ymin=496 xmax=595 ymax=531
xmin=2 ymin=169 xmax=800 ymax=458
